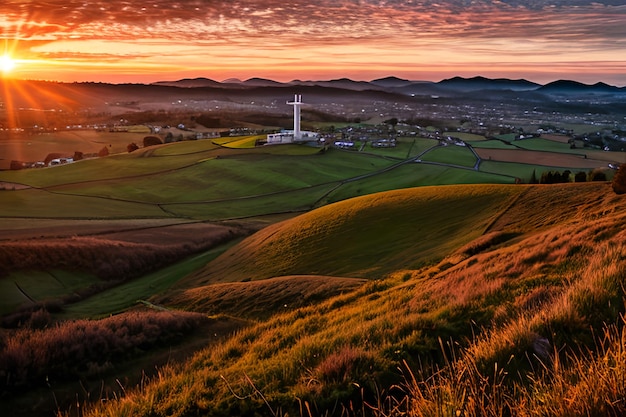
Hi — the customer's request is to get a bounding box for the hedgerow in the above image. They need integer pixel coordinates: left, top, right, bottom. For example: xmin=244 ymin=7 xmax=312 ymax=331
xmin=0 ymin=310 xmax=208 ymax=390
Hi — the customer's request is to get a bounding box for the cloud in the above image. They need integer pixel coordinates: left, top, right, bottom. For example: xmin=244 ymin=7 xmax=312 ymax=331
xmin=0 ymin=1 xmax=624 ymax=83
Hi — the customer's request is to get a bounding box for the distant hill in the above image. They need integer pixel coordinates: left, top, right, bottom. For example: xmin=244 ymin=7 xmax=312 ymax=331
xmin=370 ymin=76 xmax=416 ymax=88
xmin=241 ymin=77 xmax=285 ymax=87
xmin=538 ymin=79 xmax=624 ymax=94
xmin=151 ymin=77 xmax=224 ymax=88
xmin=438 ymin=76 xmax=541 ymax=92
xmin=146 ymin=76 xmax=625 ymax=97
xmin=221 ymin=77 xmax=243 ymax=83
xmin=292 ymin=77 xmax=384 ymax=91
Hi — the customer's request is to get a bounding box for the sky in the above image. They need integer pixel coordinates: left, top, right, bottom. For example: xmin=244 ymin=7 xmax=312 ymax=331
xmin=0 ymin=0 xmax=625 ymax=85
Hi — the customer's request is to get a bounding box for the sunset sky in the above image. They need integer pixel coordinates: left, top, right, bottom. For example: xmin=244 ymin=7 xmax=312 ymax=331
xmin=1 ymin=1 xmax=625 ymax=85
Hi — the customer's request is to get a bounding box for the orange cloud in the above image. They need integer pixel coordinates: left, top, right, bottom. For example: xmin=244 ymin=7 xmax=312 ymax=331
xmin=0 ymin=1 xmax=623 ymax=85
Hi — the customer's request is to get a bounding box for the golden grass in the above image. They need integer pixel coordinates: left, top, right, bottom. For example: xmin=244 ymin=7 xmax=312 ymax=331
xmin=19 ymin=182 xmax=626 ymax=417
xmin=157 ymin=275 xmax=367 ymax=320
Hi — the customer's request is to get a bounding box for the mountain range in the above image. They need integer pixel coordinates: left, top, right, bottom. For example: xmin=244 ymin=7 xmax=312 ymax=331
xmin=152 ymin=75 xmax=626 ymax=96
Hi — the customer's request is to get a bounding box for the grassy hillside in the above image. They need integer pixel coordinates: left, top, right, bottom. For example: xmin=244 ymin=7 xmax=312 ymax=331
xmin=180 ymin=184 xmax=522 ymax=285
xmin=41 ymin=182 xmax=625 ymax=417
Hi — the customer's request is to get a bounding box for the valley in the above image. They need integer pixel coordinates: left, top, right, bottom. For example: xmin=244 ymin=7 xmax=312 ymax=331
xmin=1 ymin=77 xmax=626 ymax=417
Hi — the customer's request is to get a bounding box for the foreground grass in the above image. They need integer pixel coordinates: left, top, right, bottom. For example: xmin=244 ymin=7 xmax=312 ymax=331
xmin=49 ymin=182 xmax=626 ymax=417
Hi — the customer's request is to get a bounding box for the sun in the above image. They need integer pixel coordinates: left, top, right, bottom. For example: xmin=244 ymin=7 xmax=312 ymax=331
xmin=1 ymin=54 xmax=16 ymax=74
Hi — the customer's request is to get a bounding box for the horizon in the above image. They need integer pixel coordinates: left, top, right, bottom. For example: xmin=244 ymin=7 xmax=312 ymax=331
xmin=0 ymin=1 xmax=625 ymax=87
xmin=5 ymin=74 xmax=626 ymax=88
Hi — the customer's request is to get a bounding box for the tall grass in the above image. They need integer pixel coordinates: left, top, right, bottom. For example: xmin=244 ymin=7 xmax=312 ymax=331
xmin=12 ymin=183 xmax=626 ymax=417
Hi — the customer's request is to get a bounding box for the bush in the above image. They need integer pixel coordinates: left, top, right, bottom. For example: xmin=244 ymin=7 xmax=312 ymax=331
xmin=574 ymin=171 xmax=587 ymax=182
xmin=127 ymin=142 xmax=139 ymax=153
xmin=143 ymin=136 xmax=162 ymax=147
xmin=611 ymin=164 xmax=626 ymax=194
xmin=589 ymin=169 xmax=607 ymax=182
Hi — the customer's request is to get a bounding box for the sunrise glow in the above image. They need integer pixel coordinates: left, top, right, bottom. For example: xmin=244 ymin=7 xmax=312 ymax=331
xmin=0 ymin=1 xmax=624 ymax=85
xmin=0 ymin=55 xmax=15 ymax=74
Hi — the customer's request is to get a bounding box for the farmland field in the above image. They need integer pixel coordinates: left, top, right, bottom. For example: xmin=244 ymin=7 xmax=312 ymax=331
xmin=420 ymin=143 xmax=478 ymax=167
xmin=511 ymin=137 xmax=586 ymax=154
xmin=0 ymin=130 xmax=150 ymax=169
xmin=475 ymin=148 xmax=616 ymax=169
xmin=470 ymin=139 xmax=520 ymax=149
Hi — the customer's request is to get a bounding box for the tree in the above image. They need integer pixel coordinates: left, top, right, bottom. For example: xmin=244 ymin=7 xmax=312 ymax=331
xmin=612 ymin=164 xmax=626 ymax=194
xmin=574 ymin=171 xmax=587 ymax=183
xmin=127 ymin=143 xmax=139 ymax=153
xmin=143 ymin=136 xmax=162 ymax=147
xmin=589 ymin=169 xmax=607 ymax=182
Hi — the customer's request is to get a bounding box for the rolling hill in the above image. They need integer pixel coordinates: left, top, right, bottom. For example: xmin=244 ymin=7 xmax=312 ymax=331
xmin=55 ymin=181 xmax=626 ymax=417
xmin=179 ymin=184 xmax=523 ymax=285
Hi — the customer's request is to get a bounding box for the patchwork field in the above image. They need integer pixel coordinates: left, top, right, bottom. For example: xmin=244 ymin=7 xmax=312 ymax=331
xmin=1 ymin=132 xmax=626 ymax=417
xmin=474 ymin=148 xmax=612 ymax=168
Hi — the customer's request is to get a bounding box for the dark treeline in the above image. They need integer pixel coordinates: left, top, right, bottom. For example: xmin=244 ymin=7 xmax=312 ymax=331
xmin=530 ymin=169 xmax=608 ymax=184
xmin=0 ymin=310 xmax=208 ymax=390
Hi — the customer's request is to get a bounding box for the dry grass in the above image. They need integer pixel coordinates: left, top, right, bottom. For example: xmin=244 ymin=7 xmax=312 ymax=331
xmin=0 ymin=310 xmax=208 ymax=390
xmin=9 ymin=182 xmax=626 ymax=417
xmin=0 ymin=223 xmax=247 ymax=318
xmin=158 ymin=275 xmax=367 ymax=320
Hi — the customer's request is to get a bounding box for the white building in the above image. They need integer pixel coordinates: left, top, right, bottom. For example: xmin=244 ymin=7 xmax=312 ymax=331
xmin=266 ymin=94 xmax=319 ymax=144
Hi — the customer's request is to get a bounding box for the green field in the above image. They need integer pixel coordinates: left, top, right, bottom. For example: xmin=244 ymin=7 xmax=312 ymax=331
xmin=362 ymin=137 xmax=439 ymax=159
xmin=2 ymin=128 xmax=626 ymax=417
xmin=3 ymin=138 xmax=523 ymax=221
xmin=420 ymin=143 xmax=478 ymax=167
xmin=0 ymin=270 xmax=101 ymax=315
xmin=470 ymin=139 xmax=519 ymax=149
xmin=59 ymin=242 xmax=238 ymax=319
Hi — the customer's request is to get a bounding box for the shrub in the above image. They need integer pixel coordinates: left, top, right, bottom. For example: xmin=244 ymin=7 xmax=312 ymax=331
xmin=127 ymin=142 xmax=139 ymax=153
xmin=143 ymin=136 xmax=162 ymax=147
xmin=611 ymin=163 xmax=626 ymax=194
xmin=574 ymin=171 xmax=587 ymax=182
xmin=589 ymin=169 xmax=607 ymax=182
